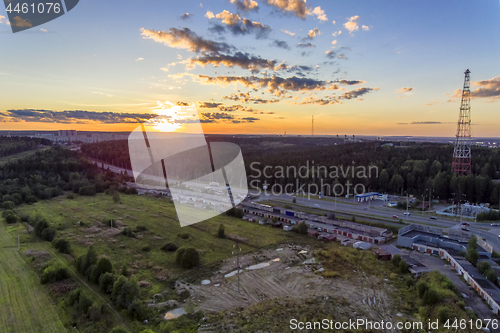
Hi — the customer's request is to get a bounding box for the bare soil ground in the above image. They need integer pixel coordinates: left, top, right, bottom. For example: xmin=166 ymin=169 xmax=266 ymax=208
xmin=184 ymin=244 xmax=398 ymax=325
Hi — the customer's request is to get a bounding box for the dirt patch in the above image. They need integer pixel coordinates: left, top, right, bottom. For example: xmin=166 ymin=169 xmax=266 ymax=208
xmin=185 ymin=244 xmax=397 ymax=323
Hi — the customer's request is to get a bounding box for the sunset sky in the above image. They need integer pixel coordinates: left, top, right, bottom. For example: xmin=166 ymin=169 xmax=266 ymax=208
xmin=1 ymin=0 xmax=499 ymax=136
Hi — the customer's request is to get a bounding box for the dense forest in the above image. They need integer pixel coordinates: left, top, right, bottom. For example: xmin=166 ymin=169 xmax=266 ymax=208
xmin=80 ymin=137 xmax=500 ymax=206
xmin=0 ymin=136 xmax=52 ymax=157
xmin=0 ymin=145 xmax=132 ymax=207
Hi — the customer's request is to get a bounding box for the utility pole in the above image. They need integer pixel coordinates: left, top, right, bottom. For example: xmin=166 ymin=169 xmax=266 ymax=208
xmin=233 ymin=240 xmax=241 ymax=293
xmin=429 ymin=188 xmax=432 ymax=216
xmin=406 ymin=192 xmax=409 ymax=215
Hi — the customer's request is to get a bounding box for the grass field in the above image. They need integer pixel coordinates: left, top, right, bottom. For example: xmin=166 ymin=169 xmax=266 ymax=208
xmin=0 ymin=221 xmax=66 ymax=333
xmin=0 ymin=146 xmax=50 ymax=167
xmin=10 ymin=192 xmax=318 ymax=332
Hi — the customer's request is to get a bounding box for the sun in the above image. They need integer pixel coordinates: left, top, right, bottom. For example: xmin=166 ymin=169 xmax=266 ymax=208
xmin=153 ymin=119 xmax=182 ymax=132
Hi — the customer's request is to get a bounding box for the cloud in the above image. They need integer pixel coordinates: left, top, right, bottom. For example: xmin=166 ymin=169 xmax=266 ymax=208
xmin=200 ymin=112 xmax=260 ymax=123
xmin=306 ymin=28 xmax=321 ymax=39
xmin=332 ymin=30 xmax=342 ymax=37
xmin=189 ymin=52 xmax=278 ymax=73
xmin=0 ymin=15 xmax=6 ymax=24
xmin=310 ymin=6 xmax=327 ymax=21
xmin=338 ymin=87 xmax=378 ymax=100
xmin=231 ymin=0 xmax=259 ymax=12
xmin=2 ymin=109 xmax=156 ymax=124
xmin=343 ymin=15 xmax=359 ymax=34
xmin=194 ymin=74 xmax=339 ymax=97
xmin=470 ymin=75 xmax=500 ymax=99
xmin=270 ymin=39 xmax=291 ymax=50
xmin=198 ymin=101 xmax=264 ymax=114
xmin=11 ymin=16 xmax=32 ymax=28
xmin=281 ymin=29 xmax=295 ymax=36
xmin=362 ymin=25 xmax=370 ymax=31
xmin=325 ymin=50 xmax=336 ymax=59
xmin=40 ymin=28 xmax=48 ymax=32
xmin=135 ymin=57 xmax=144 ymax=61
xmin=266 ymin=0 xmax=309 ymax=19
xmin=339 ymin=79 xmax=365 ymax=85
xmin=297 ymin=42 xmax=315 ymax=48
xmin=331 ymin=40 xmax=337 ymax=46
xmin=198 ymin=102 xmax=224 ymax=108
xmin=332 ymin=20 xmax=336 ymax=25
xmin=140 ymin=27 xmax=231 ymax=55
xmin=180 ymin=13 xmax=193 ymax=20
xmin=398 ymin=121 xmax=445 ymax=125
xmin=213 ymin=10 xmax=271 ymax=38
xmin=205 ymin=10 xmax=215 ymax=19
xmin=397 ymin=87 xmax=413 ymax=93
xmin=426 ymin=101 xmax=438 ymax=106
xmin=266 ymin=0 xmax=326 ymax=21
xmin=223 ymin=92 xmax=280 ymax=104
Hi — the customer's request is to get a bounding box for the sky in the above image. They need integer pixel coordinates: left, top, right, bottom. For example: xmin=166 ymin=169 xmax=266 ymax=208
xmin=1 ymin=0 xmax=499 ymax=136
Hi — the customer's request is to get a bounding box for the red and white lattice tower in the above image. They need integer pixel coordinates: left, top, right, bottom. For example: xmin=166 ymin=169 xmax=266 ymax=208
xmin=451 ymin=69 xmax=472 ymax=175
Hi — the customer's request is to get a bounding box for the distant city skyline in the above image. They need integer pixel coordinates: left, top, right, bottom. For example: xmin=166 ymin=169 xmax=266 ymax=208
xmin=1 ymin=0 xmax=499 ymax=136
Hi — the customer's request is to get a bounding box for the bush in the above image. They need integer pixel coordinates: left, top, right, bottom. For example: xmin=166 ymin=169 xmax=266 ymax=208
xmin=3 ymin=201 xmax=15 ymax=209
xmin=122 ymin=227 xmax=135 ymax=238
xmin=161 ymin=243 xmax=178 ymax=252
xmin=226 ymin=207 xmax=244 ymax=218
xmin=175 ymin=247 xmax=200 ymax=269
xmin=296 ymin=222 xmax=308 ymax=235
xmin=67 ymin=193 xmax=75 ymax=200
xmin=486 ymin=269 xmax=498 ymax=283
xmin=34 ymin=219 xmax=49 ymax=238
xmin=399 ymin=260 xmax=409 ymax=274
xmin=109 ymin=326 xmax=130 ymax=333
xmin=422 ymin=287 xmax=440 ymax=306
xmin=477 ymin=261 xmax=491 ymax=274
xmin=88 ymin=303 xmax=102 ymax=322
xmin=127 ymin=299 xmax=147 ymax=321
xmin=41 ymin=228 xmax=56 ymax=242
xmin=53 ymin=238 xmax=71 ymax=254
xmin=177 ymin=232 xmax=190 ymax=240
xmin=112 ymin=276 xmax=140 ymax=309
xmin=134 ymin=225 xmax=147 ymax=232
xmin=5 ymin=211 xmax=20 ymax=224
xmin=77 ymin=293 xmax=93 ymax=316
xmin=41 ymin=262 xmax=69 ymax=284
xmin=99 ymin=272 xmax=116 ymax=294
xmin=67 ymin=288 xmax=82 ymax=306
xmin=391 ymin=254 xmax=402 ymax=267
xmin=217 ymin=224 xmax=225 ymax=238
xmin=112 ymin=192 xmax=120 ymax=203
xmin=79 ymin=185 xmax=96 ymax=196
xmin=125 ymin=187 xmax=138 ymax=195
xmin=141 ymin=245 xmax=151 ymax=252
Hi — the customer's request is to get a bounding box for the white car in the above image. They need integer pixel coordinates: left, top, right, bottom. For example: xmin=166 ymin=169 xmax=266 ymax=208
xmin=404 ymin=212 xmax=410 ymax=216
xmin=314 ymin=204 xmax=321 ymax=208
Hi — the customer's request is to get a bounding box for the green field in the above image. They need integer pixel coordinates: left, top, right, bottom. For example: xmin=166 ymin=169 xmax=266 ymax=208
xmin=0 ymin=221 xmax=66 ymax=333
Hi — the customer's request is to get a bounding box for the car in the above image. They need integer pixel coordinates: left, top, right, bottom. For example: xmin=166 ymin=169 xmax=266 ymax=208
xmin=461 ymin=227 xmax=470 ymax=231
xmin=392 ymin=215 xmax=398 ymax=219
xmin=461 ymin=222 xmax=470 ymax=227
xmin=404 ymin=212 xmax=410 ymax=216
xmin=430 ymin=216 xmax=437 ymax=220
xmin=491 ymin=223 xmax=500 ymax=227
xmin=314 ymin=204 xmax=321 ymax=208
xmin=317 ymin=227 xmax=323 ymax=232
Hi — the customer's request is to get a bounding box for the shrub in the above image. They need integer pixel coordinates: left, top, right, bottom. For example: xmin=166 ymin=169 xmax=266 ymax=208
xmin=5 ymin=211 xmax=20 ymax=224
xmin=416 ymin=280 xmax=429 ymax=298
xmin=422 ymin=287 xmax=439 ymax=306
xmin=127 ymin=299 xmax=147 ymax=320
xmin=3 ymin=201 xmax=15 ymax=209
xmin=77 ymin=293 xmax=93 ymax=316
xmin=175 ymin=247 xmax=200 ymax=269
xmin=177 ymin=232 xmax=190 ymax=240
xmin=79 ymin=185 xmax=96 ymax=196
xmin=399 ymin=260 xmax=409 ymax=274
xmin=41 ymin=262 xmax=69 ymax=284
xmin=125 ymin=187 xmax=138 ymax=195
xmin=41 ymin=228 xmax=56 ymax=242
xmin=34 ymin=219 xmax=49 ymax=238
xmin=112 ymin=276 xmax=140 ymax=309
xmin=477 ymin=261 xmax=491 ymax=274
xmin=486 ymin=269 xmax=498 ymax=283
xmin=218 ymin=224 xmax=225 ymax=238
xmin=134 ymin=225 xmax=147 ymax=232
xmin=141 ymin=245 xmax=151 ymax=252
xmin=122 ymin=227 xmax=135 ymax=238
xmin=53 ymin=238 xmax=71 ymax=254
xmin=437 ymin=305 xmax=451 ymax=323
xmin=296 ymin=222 xmax=308 ymax=235
xmin=112 ymin=192 xmax=120 ymax=203
xmin=391 ymin=254 xmax=402 ymax=267
xmin=67 ymin=288 xmax=82 ymax=306
xmin=109 ymin=326 xmax=130 ymax=333
xmin=88 ymin=303 xmax=102 ymax=322
xmin=67 ymin=193 xmax=75 ymax=200
xmin=161 ymin=243 xmax=178 ymax=252
xmin=99 ymin=272 xmax=116 ymax=294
